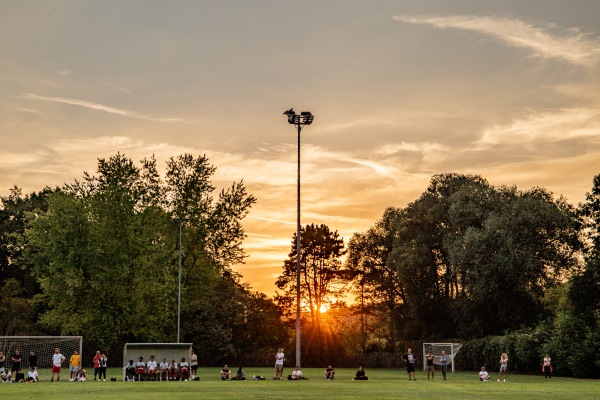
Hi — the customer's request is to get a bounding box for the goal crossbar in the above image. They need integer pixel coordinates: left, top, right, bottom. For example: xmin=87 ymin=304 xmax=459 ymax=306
xmin=422 ymin=342 xmax=462 ymax=373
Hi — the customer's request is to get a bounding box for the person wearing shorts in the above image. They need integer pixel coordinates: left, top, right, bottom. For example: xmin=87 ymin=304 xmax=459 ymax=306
xmin=136 ymin=357 xmax=146 ymax=381
xmin=402 ymin=348 xmax=417 ymax=380
xmin=498 ymin=353 xmax=508 ymax=382
xmin=92 ymin=351 xmax=101 ymax=380
xmin=69 ymin=351 xmax=81 ymax=381
xmin=274 ymin=348 xmax=285 ymax=379
xmin=146 ymin=356 xmax=158 ymax=381
xmin=159 ymin=358 xmax=169 ymax=381
xmin=51 ymin=347 xmax=65 ymax=382
xmin=179 ymin=358 xmax=190 ymax=381
xmin=190 ymin=351 xmax=198 ymax=380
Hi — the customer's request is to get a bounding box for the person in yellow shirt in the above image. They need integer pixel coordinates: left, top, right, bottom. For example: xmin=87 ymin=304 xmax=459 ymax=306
xmin=69 ymin=351 xmax=81 ymax=382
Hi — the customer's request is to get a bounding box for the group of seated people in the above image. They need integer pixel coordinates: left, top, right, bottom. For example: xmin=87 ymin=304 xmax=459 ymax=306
xmin=125 ymin=356 xmax=192 ymax=381
xmin=219 ymin=364 xmax=369 ymax=381
xmin=1 ymin=367 xmax=39 ymax=383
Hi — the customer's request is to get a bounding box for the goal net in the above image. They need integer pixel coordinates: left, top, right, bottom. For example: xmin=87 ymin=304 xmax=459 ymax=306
xmin=122 ymin=343 xmax=193 ymax=381
xmin=422 ymin=342 xmax=462 ymax=373
xmin=0 ymin=336 xmax=83 ymax=370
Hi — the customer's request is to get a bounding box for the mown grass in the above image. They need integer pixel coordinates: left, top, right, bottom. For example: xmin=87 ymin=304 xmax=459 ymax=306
xmin=2 ymin=368 xmax=599 ymax=400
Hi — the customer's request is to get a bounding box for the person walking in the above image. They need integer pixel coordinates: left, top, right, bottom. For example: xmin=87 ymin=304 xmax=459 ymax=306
xmin=440 ymin=350 xmax=449 ymax=381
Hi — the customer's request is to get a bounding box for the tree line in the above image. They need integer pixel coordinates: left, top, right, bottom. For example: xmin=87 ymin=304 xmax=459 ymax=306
xmin=1 ymin=154 xmax=599 ymax=376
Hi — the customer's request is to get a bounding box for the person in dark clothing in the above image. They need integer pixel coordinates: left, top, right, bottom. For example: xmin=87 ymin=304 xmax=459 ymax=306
xmin=353 ymin=366 xmax=368 ymax=380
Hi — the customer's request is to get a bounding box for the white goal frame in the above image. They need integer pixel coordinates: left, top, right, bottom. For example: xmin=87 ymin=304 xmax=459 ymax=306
xmin=0 ymin=336 xmax=83 ymax=369
xmin=422 ymin=342 xmax=462 ymax=373
xmin=122 ymin=343 xmax=193 ymax=381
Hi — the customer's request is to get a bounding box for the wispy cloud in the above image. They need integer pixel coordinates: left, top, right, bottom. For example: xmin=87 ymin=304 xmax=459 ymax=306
xmin=394 ymin=15 xmax=600 ymax=67
xmin=96 ymin=79 xmax=133 ymax=95
xmin=22 ymin=93 xmax=193 ymax=123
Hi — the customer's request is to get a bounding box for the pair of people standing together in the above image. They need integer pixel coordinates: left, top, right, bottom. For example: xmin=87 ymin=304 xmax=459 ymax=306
xmin=92 ymin=351 xmax=108 ymax=381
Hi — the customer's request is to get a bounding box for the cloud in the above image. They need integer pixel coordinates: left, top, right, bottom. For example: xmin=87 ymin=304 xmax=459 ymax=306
xmin=22 ymin=93 xmax=194 ymax=123
xmin=394 ymin=15 xmax=600 ymax=67
xmin=96 ymin=79 xmax=133 ymax=95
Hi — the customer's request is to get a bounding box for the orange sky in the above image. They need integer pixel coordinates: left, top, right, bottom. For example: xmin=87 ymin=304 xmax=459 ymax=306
xmin=2 ymin=1 xmax=600 ymax=297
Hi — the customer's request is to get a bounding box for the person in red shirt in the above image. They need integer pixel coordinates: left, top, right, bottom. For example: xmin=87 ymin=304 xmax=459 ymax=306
xmin=92 ymin=351 xmax=101 ymax=381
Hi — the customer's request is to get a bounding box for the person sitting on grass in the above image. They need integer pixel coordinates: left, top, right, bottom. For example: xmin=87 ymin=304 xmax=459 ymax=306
xmin=179 ymin=358 xmax=190 ymax=381
xmin=135 ymin=356 xmax=146 ymax=381
xmin=14 ymin=368 xmax=25 ymax=383
xmin=353 ymin=366 xmax=368 ymax=380
xmin=1 ymin=368 xmax=12 ymax=383
xmin=289 ymin=366 xmax=303 ymax=380
xmin=77 ymin=369 xmax=87 ymax=382
xmin=324 ymin=365 xmax=335 ymax=380
xmin=231 ymin=366 xmax=246 ymax=380
xmin=479 ymin=366 xmax=491 ymax=381
xmin=221 ymin=365 xmax=231 ymax=380
xmin=27 ymin=366 xmax=38 ymax=382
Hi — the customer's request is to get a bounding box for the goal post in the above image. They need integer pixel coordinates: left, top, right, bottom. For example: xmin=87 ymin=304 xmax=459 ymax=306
xmin=122 ymin=343 xmax=193 ymax=381
xmin=422 ymin=342 xmax=462 ymax=373
xmin=0 ymin=336 xmax=83 ymax=369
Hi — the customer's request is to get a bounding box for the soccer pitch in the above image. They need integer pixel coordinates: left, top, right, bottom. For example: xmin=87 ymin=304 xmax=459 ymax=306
xmin=3 ymin=368 xmax=599 ymax=400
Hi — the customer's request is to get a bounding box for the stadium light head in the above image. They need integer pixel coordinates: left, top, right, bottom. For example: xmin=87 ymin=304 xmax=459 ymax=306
xmin=283 ymin=109 xmax=314 ymax=127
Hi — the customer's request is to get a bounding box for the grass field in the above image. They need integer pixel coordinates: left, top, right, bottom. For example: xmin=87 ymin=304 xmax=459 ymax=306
xmin=2 ymin=368 xmax=599 ymax=399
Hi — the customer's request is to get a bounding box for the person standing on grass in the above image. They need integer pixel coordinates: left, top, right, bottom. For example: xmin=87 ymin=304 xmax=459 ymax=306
xmin=50 ymin=347 xmax=65 ymax=382
xmin=28 ymin=351 xmax=38 ymax=370
xmin=401 ymin=348 xmax=417 ymax=380
xmin=190 ymin=351 xmax=198 ymax=380
xmin=498 ymin=353 xmax=508 ymax=382
xmin=440 ymin=351 xmax=449 ymax=381
xmin=274 ymin=348 xmax=285 ymax=379
xmin=0 ymin=351 xmax=5 ymax=371
xmin=69 ymin=350 xmax=80 ymax=381
xmin=93 ymin=350 xmax=101 ymax=380
xmin=11 ymin=349 xmax=22 ymax=376
xmin=98 ymin=353 xmax=107 ymax=381
xmin=426 ymin=351 xmax=435 ymax=380
xmin=543 ymin=354 xmax=552 ymax=379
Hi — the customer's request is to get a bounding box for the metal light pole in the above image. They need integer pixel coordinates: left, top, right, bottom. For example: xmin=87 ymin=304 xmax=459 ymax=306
xmin=173 ymin=216 xmax=189 ymax=343
xmin=283 ymin=108 xmax=314 ymax=368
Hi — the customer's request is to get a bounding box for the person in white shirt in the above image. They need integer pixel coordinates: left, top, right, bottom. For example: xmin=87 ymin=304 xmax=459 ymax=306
xmin=498 ymin=353 xmax=508 ymax=382
xmin=274 ymin=348 xmax=285 ymax=379
xmin=1 ymin=368 xmax=12 ymax=383
xmin=27 ymin=366 xmax=39 ymax=382
xmin=190 ymin=352 xmax=198 ymax=380
xmin=479 ymin=366 xmax=490 ymax=381
xmin=159 ymin=358 xmax=169 ymax=381
xmin=290 ymin=366 xmax=303 ymax=380
xmin=168 ymin=360 xmax=178 ymax=381
xmin=51 ymin=348 xmax=65 ymax=382
xmin=179 ymin=358 xmax=190 ymax=381
xmin=135 ymin=357 xmax=146 ymax=381
xmin=146 ymin=356 xmax=158 ymax=381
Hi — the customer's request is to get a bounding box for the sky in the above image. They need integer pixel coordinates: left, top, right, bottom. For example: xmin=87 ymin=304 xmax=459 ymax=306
xmin=2 ymin=0 xmax=600 ymax=297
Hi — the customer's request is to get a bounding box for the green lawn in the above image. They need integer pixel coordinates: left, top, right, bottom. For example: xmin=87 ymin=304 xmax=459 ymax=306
xmin=2 ymin=368 xmax=599 ymax=400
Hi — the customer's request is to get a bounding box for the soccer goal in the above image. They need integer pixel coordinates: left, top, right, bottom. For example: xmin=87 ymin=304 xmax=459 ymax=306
xmin=122 ymin=343 xmax=193 ymax=381
xmin=0 ymin=336 xmax=83 ymax=369
xmin=422 ymin=342 xmax=462 ymax=373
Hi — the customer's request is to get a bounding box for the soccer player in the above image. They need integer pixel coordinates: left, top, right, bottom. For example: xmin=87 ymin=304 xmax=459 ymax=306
xmin=324 ymin=365 xmax=335 ymax=380
xmin=69 ymin=351 xmax=81 ymax=381
xmin=440 ymin=351 xmax=449 ymax=381
xmin=27 ymin=366 xmax=39 ymax=382
xmin=11 ymin=349 xmax=22 ymax=376
xmin=190 ymin=351 xmax=198 ymax=380
xmin=124 ymin=360 xmax=135 ymax=382
xmin=401 ymin=348 xmax=417 ymax=380
xmin=498 ymin=353 xmax=508 ymax=382
xmin=543 ymin=354 xmax=552 ymax=379
xmin=159 ymin=358 xmax=169 ymax=381
xmin=479 ymin=366 xmax=491 ymax=381
xmin=168 ymin=359 xmax=178 ymax=381
xmin=179 ymin=357 xmax=190 ymax=381
xmin=274 ymin=348 xmax=285 ymax=379
xmin=426 ymin=351 xmax=435 ymax=380
xmin=135 ymin=356 xmax=146 ymax=381
xmin=28 ymin=351 xmax=38 ymax=370
xmin=51 ymin=347 xmax=65 ymax=382
xmin=220 ymin=364 xmax=231 ymax=380
xmin=146 ymin=356 xmax=158 ymax=381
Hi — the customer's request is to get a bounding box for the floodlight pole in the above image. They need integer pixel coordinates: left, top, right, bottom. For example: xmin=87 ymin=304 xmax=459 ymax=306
xmin=174 ymin=216 xmax=189 ymax=343
xmin=283 ymin=109 xmax=314 ymax=369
